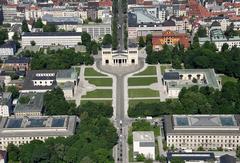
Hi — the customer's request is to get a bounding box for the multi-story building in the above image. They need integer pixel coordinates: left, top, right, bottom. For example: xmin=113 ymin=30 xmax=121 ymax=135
xmin=101 ymin=44 xmax=139 ymax=66
xmin=21 ymin=32 xmax=82 ymax=48
xmin=21 ymin=69 xmax=78 ymax=99
xmin=164 ymin=114 xmax=240 ymax=151
xmin=2 ymin=4 xmax=17 ymax=24
xmin=133 ymin=131 xmax=155 ymax=159
xmin=14 ymin=93 xmax=44 ymax=116
xmin=0 ymin=115 xmax=77 ymax=150
xmin=199 ymin=29 xmax=240 ymax=51
xmin=162 ymin=69 xmax=221 ymax=98
xmin=2 ymin=57 xmax=30 ymax=72
xmin=78 ymin=23 xmax=111 ymax=40
xmin=0 ymin=41 xmax=17 ymax=59
xmin=42 ymin=14 xmax=82 ymax=31
xmin=152 ymin=30 xmax=190 ymax=50
xmin=0 ymin=150 xmax=7 ymax=163
xmin=0 ymin=92 xmax=12 ymax=117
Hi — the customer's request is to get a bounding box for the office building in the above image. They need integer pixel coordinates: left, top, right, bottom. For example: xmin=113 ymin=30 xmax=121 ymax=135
xmin=21 ymin=32 xmax=81 ymax=48
xmin=0 ymin=115 xmax=77 ymax=150
xmin=0 ymin=41 xmax=17 ymax=59
xmin=133 ymin=131 xmax=155 ymax=159
xmin=163 ymin=69 xmax=221 ymax=98
xmin=164 ymin=114 xmax=240 ymax=151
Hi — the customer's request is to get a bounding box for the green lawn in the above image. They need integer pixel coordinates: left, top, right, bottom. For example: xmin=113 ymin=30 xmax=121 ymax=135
xmin=86 ymin=78 xmax=112 ymax=86
xmin=128 ymin=89 xmax=159 ymax=98
xmin=81 ymin=100 xmax=112 ymax=106
xmin=84 ymin=67 xmax=106 ymax=76
xmin=82 ymin=89 xmax=112 ymax=98
xmin=128 ymin=77 xmax=157 ymax=86
xmin=134 ymin=66 xmax=157 ymax=76
xmin=221 ymin=75 xmax=238 ymax=85
xmin=129 ymin=99 xmax=160 ymax=107
xmin=160 ymin=65 xmax=172 ymax=73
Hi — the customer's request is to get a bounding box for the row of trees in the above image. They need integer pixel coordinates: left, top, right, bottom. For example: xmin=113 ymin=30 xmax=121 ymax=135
xmin=8 ymin=89 xmax=117 ymax=162
xmin=112 ymin=0 xmax=118 ymax=49
xmin=22 ymin=19 xmax=57 ymax=32
xmin=21 ymin=48 xmax=93 ymax=70
xmin=128 ymin=81 xmax=240 ymax=117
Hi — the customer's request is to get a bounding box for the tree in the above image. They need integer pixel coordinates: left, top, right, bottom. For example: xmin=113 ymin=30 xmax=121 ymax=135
xmin=43 ymin=24 xmax=57 ymax=32
xmin=221 ymin=43 xmax=229 ymax=52
xmin=136 ymin=153 xmax=145 ymax=161
xmin=22 ymin=19 xmax=29 ymax=32
xmin=0 ymin=28 xmax=8 ymax=45
xmin=196 ymin=26 xmax=207 ymax=37
xmin=225 ymin=23 xmax=237 ymax=38
xmin=30 ymin=40 xmax=36 ymax=46
xmin=7 ymin=86 xmax=19 ymax=99
xmin=34 ymin=18 xmax=44 ymax=28
xmin=146 ymin=34 xmax=152 ymax=44
xmin=91 ymin=41 xmax=99 ymax=55
xmin=12 ymin=32 xmax=20 ymax=41
xmin=102 ymin=34 xmax=112 ymax=46
xmin=139 ymin=36 xmax=145 ymax=47
xmin=7 ymin=143 xmax=20 ymax=162
xmin=171 ymin=157 xmax=185 ymax=163
xmin=44 ymin=87 xmax=75 ymax=115
xmin=146 ymin=42 xmax=153 ymax=55
xmin=197 ymin=146 xmax=204 ymax=151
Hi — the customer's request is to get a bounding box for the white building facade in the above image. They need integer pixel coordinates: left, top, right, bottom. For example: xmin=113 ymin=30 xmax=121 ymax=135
xmin=133 ymin=131 xmax=155 ymax=159
xmin=164 ymin=115 xmax=240 ymax=151
xmin=21 ymin=32 xmax=81 ymax=48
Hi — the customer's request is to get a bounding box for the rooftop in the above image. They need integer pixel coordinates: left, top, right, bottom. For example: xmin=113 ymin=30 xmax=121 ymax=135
xmin=4 ymin=57 xmax=30 ymax=64
xmin=14 ymin=93 xmax=44 ymax=113
xmin=0 ymin=115 xmax=77 ymax=137
xmin=163 ymin=69 xmax=220 ymax=89
xmin=164 ymin=115 xmax=240 ymax=134
xmin=133 ymin=131 xmax=155 ymax=142
xmin=167 ymin=152 xmax=215 ymax=161
xmin=56 ymin=69 xmax=77 ymax=80
xmin=22 ymin=32 xmax=82 ymax=37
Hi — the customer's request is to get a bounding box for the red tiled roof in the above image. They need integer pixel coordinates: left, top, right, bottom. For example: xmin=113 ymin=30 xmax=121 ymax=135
xmin=99 ymin=0 xmax=112 ymax=7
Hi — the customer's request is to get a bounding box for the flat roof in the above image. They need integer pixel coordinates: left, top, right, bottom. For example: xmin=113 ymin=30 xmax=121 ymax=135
xmin=167 ymin=152 xmax=215 ymax=161
xmin=164 ymin=69 xmax=220 ymax=89
xmin=22 ymin=32 xmax=82 ymax=37
xmin=164 ymin=115 xmax=240 ymax=135
xmin=0 ymin=115 xmax=77 ymax=137
xmin=133 ymin=131 xmax=155 ymax=142
xmin=14 ymin=93 xmax=44 ymax=113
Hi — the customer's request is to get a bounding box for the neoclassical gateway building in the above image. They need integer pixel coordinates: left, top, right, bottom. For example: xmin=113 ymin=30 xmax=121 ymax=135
xmin=101 ymin=44 xmax=139 ymax=66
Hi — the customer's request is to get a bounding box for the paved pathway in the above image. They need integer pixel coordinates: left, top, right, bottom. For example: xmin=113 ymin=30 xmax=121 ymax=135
xmin=156 ymin=64 xmax=167 ymax=102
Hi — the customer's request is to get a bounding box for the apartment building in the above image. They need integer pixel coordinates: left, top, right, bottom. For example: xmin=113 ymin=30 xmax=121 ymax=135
xmin=164 ymin=114 xmax=240 ymax=151
xmin=0 ymin=115 xmax=77 ymax=150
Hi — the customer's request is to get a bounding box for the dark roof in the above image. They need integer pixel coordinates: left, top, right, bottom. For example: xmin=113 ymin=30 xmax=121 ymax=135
xmin=0 ymin=150 xmax=6 ymax=160
xmin=22 ymin=70 xmax=57 ymax=91
xmin=163 ymin=72 xmax=179 ymax=80
xmin=22 ymin=32 xmax=82 ymax=37
xmin=220 ymin=154 xmax=236 ymax=163
xmin=128 ymin=42 xmax=138 ymax=48
xmin=102 ymin=44 xmax=112 ymax=48
xmin=0 ymin=41 xmax=16 ymax=49
xmin=162 ymin=19 xmax=176 ymax=26
xmin=167 ymin=152 xmax=215 ymax=161
xmin=211 ymin=21 xmax=221 ymax=27
xmin=5 ymin=57 xmax=30 ymax=64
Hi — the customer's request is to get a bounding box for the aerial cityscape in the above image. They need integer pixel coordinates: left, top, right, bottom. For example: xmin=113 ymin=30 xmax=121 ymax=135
xmin=0 ymin=0 xmax=240 ymax=162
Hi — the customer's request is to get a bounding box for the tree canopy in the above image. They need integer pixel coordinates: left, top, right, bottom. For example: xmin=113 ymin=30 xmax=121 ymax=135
xmin=8 ymin=101 xmax=117 ymax=163
xmin=0 ymin=28 xmax=8 ymax=45
xmin=21 ymin=48 xmax=93 ymax=70
xmin=128 ymin=82 xmax=240 ymax=117
xmin=22 ymin=19 xmax=29 ymax=32
xmin=102 ymin=34 xmax=112 ymax=46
